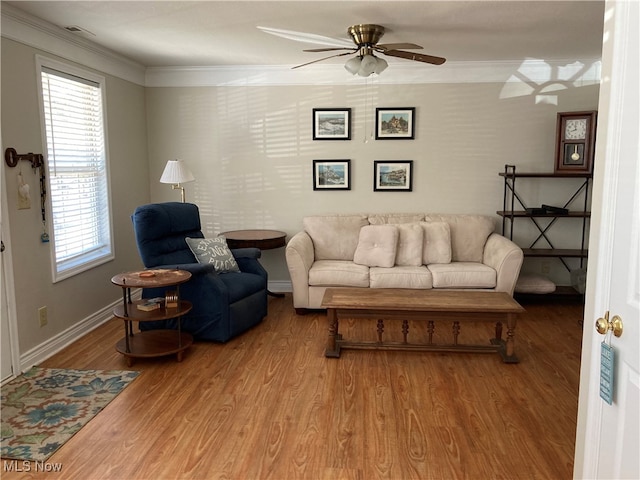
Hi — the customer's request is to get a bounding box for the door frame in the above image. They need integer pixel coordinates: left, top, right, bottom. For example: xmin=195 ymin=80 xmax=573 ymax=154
xmin=1 ymin=140 xmax=22 ymax=383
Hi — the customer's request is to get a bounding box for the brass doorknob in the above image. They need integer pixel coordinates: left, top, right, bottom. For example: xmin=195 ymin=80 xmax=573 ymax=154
xmin=595 ymin=311 xmax=623 ymax=337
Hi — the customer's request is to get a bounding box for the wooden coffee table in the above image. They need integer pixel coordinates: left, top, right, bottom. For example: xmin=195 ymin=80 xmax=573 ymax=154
xmin=322 ymin=288 xmax=525 ymax=363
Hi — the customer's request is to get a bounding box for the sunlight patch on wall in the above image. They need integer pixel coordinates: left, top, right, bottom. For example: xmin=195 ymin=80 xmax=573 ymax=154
xmin=499 ymin=59 xmax=601 ymax=103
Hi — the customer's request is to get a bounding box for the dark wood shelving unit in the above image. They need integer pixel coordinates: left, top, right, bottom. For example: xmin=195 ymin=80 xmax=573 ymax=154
xmin=498 ymin=164 xmax=591 ymax=270
xmin=499 ymin=165 xmax=591 ymax=301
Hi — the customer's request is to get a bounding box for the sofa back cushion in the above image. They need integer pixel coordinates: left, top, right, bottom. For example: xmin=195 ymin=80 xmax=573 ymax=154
xmin=368 ymin=213 xmax=425 ymax=225
xmin=395 ymin=223 xmax=424 ymax=266
xmin=353 ymin=225 xmax=399 ymax=267
xmin=303 ymin=214 xmax=369 ymax=260
xmin=423 ymin=214 xmax=495 ymax=262
xmin=420 ymin=222 xmax=452 ymax=264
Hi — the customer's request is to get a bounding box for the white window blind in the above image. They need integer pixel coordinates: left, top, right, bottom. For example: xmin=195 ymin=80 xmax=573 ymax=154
xmin=39 ymin=63 xmax=113 ymax=281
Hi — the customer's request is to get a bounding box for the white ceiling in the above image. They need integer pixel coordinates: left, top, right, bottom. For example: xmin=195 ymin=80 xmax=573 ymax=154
xmin=4 ymin=1 xmax=605 ymax=69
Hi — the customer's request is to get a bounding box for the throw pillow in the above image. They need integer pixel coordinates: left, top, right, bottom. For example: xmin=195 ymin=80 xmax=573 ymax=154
xmin=353 ymin=225 xmax=398 ymax=268
xmin=424 ymin=214 xmax=494 ymax=262
xmin=185 ymin=236 xmax=240 ymax=273
xmin=420 ymin=222 xmax=452 ymax=264
xmin=395 ymin=223 xmax=424 ymax=266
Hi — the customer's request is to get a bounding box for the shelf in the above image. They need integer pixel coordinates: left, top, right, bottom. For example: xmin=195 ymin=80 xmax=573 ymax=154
xmin=497 ymin=210 xmax=591 ymax=218
xmin=113 ymin=300 xmax=192 ymax=322
xmin=499 ymin=172 xmax=592 ymax=178
xmin=522 ymin=248 xmax=588 ymax=258
xmin=515 ymin=286 xmax=584 ymax=304
xmin=115 ymin=330 xmax=193 ymax=360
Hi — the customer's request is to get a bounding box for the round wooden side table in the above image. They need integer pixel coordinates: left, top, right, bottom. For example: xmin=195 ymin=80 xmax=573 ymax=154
xmin=111 ymin=269 xmax=193 ymax=366
xmin=221 ymin=229 xmax=287 ymax=297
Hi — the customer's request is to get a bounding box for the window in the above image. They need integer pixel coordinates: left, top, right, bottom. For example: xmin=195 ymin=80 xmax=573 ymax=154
xmin=37 ymin=57 xmax=113 ymax=281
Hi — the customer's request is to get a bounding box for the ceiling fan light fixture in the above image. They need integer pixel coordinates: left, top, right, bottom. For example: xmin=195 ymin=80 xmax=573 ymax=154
xmin=344 ymin=56 xmax=362 ymax=74
xmin=374 ymin=57 xmax=388 ymax=74
xmin=357 ymin=54 xmax=378 ymax=77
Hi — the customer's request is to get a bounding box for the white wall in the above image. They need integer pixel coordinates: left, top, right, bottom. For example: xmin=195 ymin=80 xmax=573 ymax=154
xmin=146 ymin=82 xmax=599 ymax=283
xmin=1 ymin=38 xmax=150 ymax=356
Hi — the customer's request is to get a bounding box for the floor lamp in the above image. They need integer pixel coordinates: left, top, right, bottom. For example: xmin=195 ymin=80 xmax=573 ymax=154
xmin=159 ymin=159 xmax=195 ymax=202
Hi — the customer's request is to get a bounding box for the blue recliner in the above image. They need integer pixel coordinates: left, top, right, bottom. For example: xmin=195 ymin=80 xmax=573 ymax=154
xmin=131 ymin=202 xmax=268 ymax=342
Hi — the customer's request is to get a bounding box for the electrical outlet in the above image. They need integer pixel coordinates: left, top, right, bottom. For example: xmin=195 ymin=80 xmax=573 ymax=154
xmin=541 ymin=261 xmax=551 ymax=275
xmin=38 ymin=306 xmax=48 ymax=327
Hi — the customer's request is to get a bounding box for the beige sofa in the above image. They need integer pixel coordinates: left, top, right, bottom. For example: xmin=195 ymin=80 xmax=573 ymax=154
xmin=285 ymin=213 xmax=523 ymax=313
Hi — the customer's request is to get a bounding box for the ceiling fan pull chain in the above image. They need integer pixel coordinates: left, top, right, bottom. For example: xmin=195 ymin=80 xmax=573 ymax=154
xmin=369 ymin=77 xmax=376 ymax=140
xmin=364 ymin=76 xmax=371 ymax=143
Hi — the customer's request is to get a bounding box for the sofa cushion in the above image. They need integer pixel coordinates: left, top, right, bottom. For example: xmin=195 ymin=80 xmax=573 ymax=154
xmin=424 ymin=214 xmax=495 ymax=262
xmin=420 ymin=222 xmax=452 ymax=265
xmin=394 ymin=223 xmax=424 ymax=266
xmin=304 ymin=214 xmax=369 ymax=261
xmin=353 ymin=225 xmax=398 ymax=268
xmin=428 ymin=262 xmax=496 ymax=288
xmin=309 ymin=260 xmax=369 ymax=287
xmin=185 ymin=236 xmax=240 ymax=273
xmin=368 ymin=213 xmax=425 ymax=225
xmin=370 ymin=266 xmax=433 ymax=289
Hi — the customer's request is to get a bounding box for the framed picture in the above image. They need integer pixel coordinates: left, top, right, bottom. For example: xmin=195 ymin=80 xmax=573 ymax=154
xmin=313 ymin=160 xmax=351 ymax=190
xmin=313 ymin=108 xmax=351 ymax=140
xmin=373 ymin=161 xmax=413 ymax=191
xmin=375 ymin=107 xmax=415 ymax=139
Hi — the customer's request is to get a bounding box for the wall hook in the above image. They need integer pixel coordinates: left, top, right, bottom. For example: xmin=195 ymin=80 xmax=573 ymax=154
xmin=5 ymin=147 xmax=44 ymax=169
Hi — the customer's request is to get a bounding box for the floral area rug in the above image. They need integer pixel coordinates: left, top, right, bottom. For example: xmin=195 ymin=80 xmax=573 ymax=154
xmin=1 ymin=367 xmax=139 ymax=462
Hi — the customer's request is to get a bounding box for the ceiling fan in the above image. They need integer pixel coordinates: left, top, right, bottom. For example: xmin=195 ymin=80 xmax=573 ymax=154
xmin=293 ymin=24 xmax=446 ymax=76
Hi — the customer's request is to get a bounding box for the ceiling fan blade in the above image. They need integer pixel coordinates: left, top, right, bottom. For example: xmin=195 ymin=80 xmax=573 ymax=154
xmin=383 ymin=49 xmax=447 ymax=65
xmin=292 ymin=51 xmax=354 ymax=69
xmin=257 ymin=26 xmax=353 ymax=48
xmin=377 ymin=43 xmax=423 ymax=51
xmin=303 ymin=47 xmax=356 ymax=53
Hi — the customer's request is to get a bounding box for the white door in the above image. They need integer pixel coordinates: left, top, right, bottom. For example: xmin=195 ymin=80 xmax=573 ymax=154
xmin=1 ymin=132 xmax=20 ymax=383
xmin=575 ymin=1 xmax=639 ymax=478
xmin=1 ymin=133 xmax=15 ymax=382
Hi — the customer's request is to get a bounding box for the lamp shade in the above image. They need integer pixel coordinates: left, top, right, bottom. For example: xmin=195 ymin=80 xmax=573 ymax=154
xmin=159 ymin=159 xmax=194 ymax=184
xmin=373 ymin=57 xmax=388 ymax=74
xmin=358 ymin=54 xmax=377 ymax=77
xmin=344 ymin=56 xmax=362 ymax=74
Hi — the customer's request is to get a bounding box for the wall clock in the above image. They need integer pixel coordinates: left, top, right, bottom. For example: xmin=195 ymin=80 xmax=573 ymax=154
xmin=554 ymin=111 xmax=597 ymax=174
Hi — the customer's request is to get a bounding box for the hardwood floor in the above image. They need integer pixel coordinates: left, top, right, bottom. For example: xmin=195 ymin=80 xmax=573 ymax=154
xmin=2 ymin=294 xmax=584 ymax=479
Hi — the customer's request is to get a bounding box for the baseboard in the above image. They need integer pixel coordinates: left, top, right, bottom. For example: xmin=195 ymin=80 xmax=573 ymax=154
xmin=19 ymin=290 xmax=142 ymax=373
xmin=268 ymin=280 xmax=292 ymax=293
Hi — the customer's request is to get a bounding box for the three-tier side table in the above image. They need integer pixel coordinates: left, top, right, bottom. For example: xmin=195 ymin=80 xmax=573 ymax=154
xmin=111 ymin=269 xmax=193 ymax=366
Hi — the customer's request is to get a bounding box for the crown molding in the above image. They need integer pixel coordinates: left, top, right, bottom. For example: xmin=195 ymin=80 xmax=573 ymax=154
xmin=2 ymin=3 xmax=600 ymax=89
xmin=1 ymin=3 xmax=146 ymax=85
xmin=145 ymin=59 xmax=601 ymax=87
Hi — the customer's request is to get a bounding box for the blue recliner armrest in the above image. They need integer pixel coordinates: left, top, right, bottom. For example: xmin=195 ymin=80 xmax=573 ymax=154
xmin=231 ymin=248 xmax=267 ymax=279
xmin=231 ymin=247 xmax=261 ymax=259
